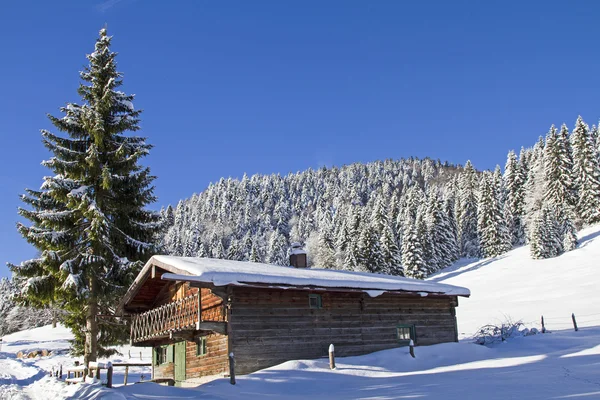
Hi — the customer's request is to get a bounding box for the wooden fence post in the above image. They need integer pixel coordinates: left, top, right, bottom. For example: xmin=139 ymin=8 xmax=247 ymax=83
xmin=409 ymin=340 xmax=415 ymax=358
xmin=59 ymin=364 xmax=63 ymax=380
xmin=572 ymin=313 xmax=578 ymax=332
xmin=124 ymin=366 xmax=129 ymax=386
xmin=329 ymin=344 xmax=336 ymax=370
xmin=140 ymin=351 xmax=142 ymax=361
xmin=541 ymin=315 xmax=546 ymax=333
xmin=229 ymin=352 xmax=236 ymax=385
xmin=106 ymin=365 xmax=113 ymax=389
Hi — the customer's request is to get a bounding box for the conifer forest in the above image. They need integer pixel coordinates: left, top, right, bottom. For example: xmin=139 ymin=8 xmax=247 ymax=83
xmin=160 ymin=117 xmax=600 ymax=278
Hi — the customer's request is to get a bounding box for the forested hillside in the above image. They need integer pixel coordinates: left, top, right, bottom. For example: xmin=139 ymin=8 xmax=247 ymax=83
xmin=161 ymin=116 xmax=600 ymax=279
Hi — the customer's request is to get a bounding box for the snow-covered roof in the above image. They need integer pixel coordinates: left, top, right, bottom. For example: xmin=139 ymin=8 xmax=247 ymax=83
xmin=148 ymin=255 xmax=470 ymax=297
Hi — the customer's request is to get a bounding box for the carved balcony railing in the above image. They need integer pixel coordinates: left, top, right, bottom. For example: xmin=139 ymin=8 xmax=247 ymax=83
xmin=131 ymin=293 xmax=199 ymax=343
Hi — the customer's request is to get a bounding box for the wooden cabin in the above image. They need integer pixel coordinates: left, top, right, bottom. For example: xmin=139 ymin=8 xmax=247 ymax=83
xmin=118 ymin=253 xmax=470 ymax=386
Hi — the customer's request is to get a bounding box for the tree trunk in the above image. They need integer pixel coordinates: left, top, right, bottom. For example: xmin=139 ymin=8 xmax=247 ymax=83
xmin=83 ymin=278 xmax=98 ymax=368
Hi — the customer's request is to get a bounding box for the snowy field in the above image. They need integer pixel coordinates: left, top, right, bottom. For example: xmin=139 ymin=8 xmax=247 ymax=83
xmin=432 ymin=223 xmax=600 ymax=338
xmin=1 ymin=224 xmax=599 ymax=399
xmin=0 ymin=325 xmax=152 ymax=399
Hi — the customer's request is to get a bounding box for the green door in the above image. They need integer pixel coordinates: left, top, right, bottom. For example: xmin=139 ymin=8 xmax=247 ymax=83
xmin=174 ymin=341 xmax=186 ymax=385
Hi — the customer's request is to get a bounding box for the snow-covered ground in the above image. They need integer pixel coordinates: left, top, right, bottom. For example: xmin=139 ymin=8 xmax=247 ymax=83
xmin=431 ymin=223 xmax=600 ymax=338
xmin=1 ymin=224 xmax=599 ymax=399
xmin=0 ymin=325 xmax=152 ymax=399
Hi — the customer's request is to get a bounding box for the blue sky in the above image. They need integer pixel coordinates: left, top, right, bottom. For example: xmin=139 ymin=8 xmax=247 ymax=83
xmin=1 ymin=1 xmax=600 ymax=277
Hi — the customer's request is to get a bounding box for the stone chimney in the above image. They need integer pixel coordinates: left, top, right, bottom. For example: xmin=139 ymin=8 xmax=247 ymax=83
xmin=289 ymin=242 xmax=308 ymax=268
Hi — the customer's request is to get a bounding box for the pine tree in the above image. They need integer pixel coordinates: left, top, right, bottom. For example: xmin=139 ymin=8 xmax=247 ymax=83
xmin=380 ymin=223 xmax=402 ymax=275
xmin=401 ymin=219 xmax=427 ymax=279
xmin=571 ymin=116 xmax=600 ymax=224
xmin=9 ymin=29 xmax=160 ymax=363
xmin=249 ymin=242 xmax=261 ymax=263
xmin=478 ymin=173 xmax=511 ymax=257
xmin=416 ymin=207 xmax=435 ymax=274
xmin=457 ymin=161 xmax=479 ymax=258
xmin=357 ymin=224 xmax=385 ymax=273
xmin=530 ymin=205 xmax=563 ymax=259
xmin=504 ymin=150 xmax=526 ymax=246
xmin=267 ymin=229 xmax=288 ymax=265
xmin=524 ymin=136 xmax=546 ymax=239
xmin=562 ymin=215 xmax=578 ymax=252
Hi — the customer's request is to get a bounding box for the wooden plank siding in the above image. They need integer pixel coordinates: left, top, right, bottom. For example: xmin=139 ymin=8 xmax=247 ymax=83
xmin=229 ymin=287 xmax=458 ymax=375
xmin=151 ymin=283 xmax=230 ymax=382
xmin=185 ymin=333 xmax=229 ymax=380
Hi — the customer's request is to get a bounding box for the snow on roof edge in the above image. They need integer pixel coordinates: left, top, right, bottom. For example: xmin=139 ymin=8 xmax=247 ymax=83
xmin=151 ymin=255 xmax=470 ymax=297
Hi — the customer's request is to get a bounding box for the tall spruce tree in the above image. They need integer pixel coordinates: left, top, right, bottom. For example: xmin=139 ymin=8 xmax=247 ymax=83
xmin=380 ymin=223 xmax=402 ymax=275
xmin=571 ymin=116 xmax=600 ymax=224
xmin=477 ymin=173 xmax=511 ymax=258
xmin=9 ymin=29 xmax=160 ymax=364
xmin=457 ymin=161 xmax=480 ymax=258
xmin=504 ymin=150 xmax=526 ymax=245
xmin=401 ymin=219 xmax=427 ymax=279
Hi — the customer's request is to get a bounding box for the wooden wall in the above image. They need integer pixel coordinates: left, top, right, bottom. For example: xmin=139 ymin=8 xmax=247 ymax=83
xmin=185 ymin=333 xmax=229 ymax=381
xmin=151 ymin=283 xmax=229 ymax=382
xmin=229 ymin=287 xmax=459 ymax=375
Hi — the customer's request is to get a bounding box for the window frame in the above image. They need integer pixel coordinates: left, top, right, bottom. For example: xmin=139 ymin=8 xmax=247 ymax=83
xmin=308 ymin=293 xmax=322 ymax=309
xmin=155 ymin=345 xmax=170 ymax=365
xmin=396 ymin=324 xmax=416 ymax=346
xmin=196 ymin=336 xmax=207 ymax=357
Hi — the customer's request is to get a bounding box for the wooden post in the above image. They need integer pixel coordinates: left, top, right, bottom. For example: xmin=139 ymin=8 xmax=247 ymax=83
xmin=59 ymin=364 xmax=63 ymax=379
xmin=95 ymin=365 xmax=100 ymax=380
xmin=329 ymin=344 xmax=336 ymax=370
xmin=128 ymin=350 xmax=131 ymax=359
xmin=124 ymin=366 xmax=129 ymax=386
xmin=409 ymin=340 xmax=415 ymax=358
xmin=229 ymin=352 xmax=236 ymax=385
xmin=541 ymin=315 xmax=546 ymax=333
xmin=140 ymin=351 xmax=142 ymax=361
xmin=106 ymin=365 xmax=113 ymax=388
xmin=572 ymin=313 xmax=579 ymax=332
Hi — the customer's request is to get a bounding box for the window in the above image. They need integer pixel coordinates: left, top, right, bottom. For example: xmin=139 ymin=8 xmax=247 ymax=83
xmin=309 ymin=294 xmax=322 ymax=309
xmin=155 ymin=346 xmax=168 ymax=365
xmin=196 ymin=336 xmax=207 ymax=357
xmin=396 ymin=324 xmax=416 ymax=345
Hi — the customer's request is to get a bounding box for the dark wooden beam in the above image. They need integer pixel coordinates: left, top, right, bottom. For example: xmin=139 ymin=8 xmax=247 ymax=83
xmin=198 ymin=321 xmax=227 ymax=335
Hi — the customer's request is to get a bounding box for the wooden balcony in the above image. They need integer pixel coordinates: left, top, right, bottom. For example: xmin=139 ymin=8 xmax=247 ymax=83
xmin=132 ymin=292 xmax=223 ymax=344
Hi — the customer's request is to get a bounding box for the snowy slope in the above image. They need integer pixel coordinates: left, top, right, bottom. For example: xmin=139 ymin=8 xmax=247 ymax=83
xmin=431 ymin=223 xmax=600 ymax=338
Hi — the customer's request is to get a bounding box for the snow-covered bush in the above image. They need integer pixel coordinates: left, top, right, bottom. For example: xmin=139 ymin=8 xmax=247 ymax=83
xmin=473 ymin=318 xmax=538 ymax=345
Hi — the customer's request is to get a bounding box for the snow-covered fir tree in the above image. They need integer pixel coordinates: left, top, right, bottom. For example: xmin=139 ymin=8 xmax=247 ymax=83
xmin=524 ymin=136 xmax=546 ymax=239
xmin=571 ymin=116 xmax=600 ymax=225
xmin=9 ymin=29 xmax=160 ymax=363
xmin=457 ymin=161 xmax=480 ymax=258
xmin=401 ymin=219 xmax=427 ymax=279
xmin=504 ymin=150 xmax=526 ymax=246
xmin=477 ymin=173 xmax=511 ymax=258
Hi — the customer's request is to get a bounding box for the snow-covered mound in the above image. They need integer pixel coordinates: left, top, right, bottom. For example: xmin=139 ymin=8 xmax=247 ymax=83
xmin=432 ymin=224 xmax=600 ymax=337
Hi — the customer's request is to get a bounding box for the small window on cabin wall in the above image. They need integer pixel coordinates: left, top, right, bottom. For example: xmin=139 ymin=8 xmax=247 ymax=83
xmin=396 ymin=324 xmax=416 ymax=345
xmin=309 ymin=294 xmax=322 ymax=309
xmin=196 ymin=336 xmax=207 ymax=357
xmin=155 ymin=345 xmax=170 ymax=365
